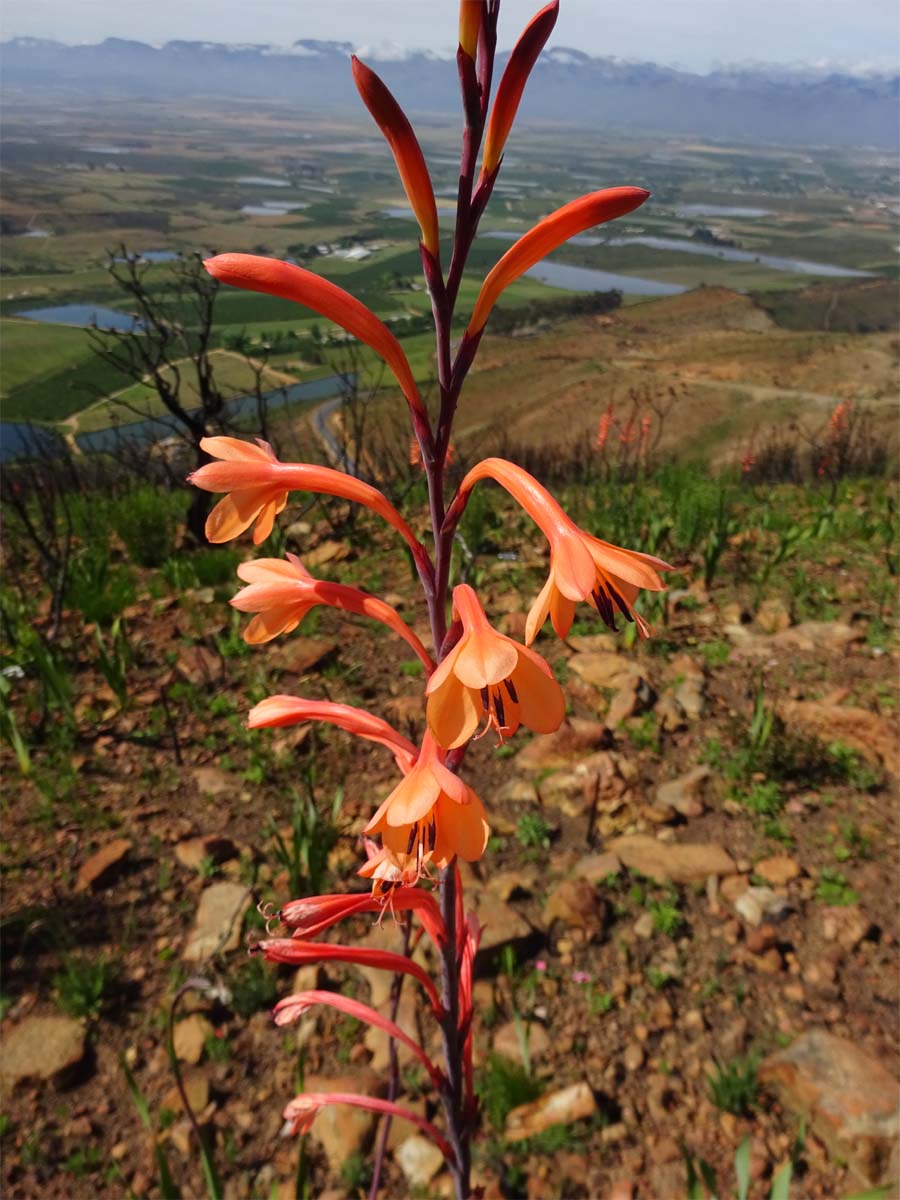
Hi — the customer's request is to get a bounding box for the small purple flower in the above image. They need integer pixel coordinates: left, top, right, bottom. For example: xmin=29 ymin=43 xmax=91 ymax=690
xmin=572 ymin=970 xmax=592 ymax=984
xmin=535 ymin=959 xmax=548 ymax=972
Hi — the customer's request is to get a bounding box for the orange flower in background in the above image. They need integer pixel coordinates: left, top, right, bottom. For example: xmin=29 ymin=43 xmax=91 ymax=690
xmin=449 ymin=457 xmax=671 ymax=641
xmin=232 ymin=553 xmax=432 ymax=665
xmin=467 ymin=188 xmax=650 ymax=336
xmin=479 ymin=1 xmax=558 ymax=178
xmin=352 ymin=57 xmax=441 ymax=260
xmin=426 ymin=583 xmax=565 ymax=748
xmin=364 ymin=732 xmax=489 ymax=874
xmin=203 ymin=255 xmax=425 ymax=420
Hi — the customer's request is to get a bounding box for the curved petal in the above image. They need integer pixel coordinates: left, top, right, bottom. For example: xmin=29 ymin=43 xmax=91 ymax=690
xmin=201 ymin=436 xmax=275 ymax=463
xmin=452 ymin=627 xmax=518 ymax=689
xmin=424 ymin=638 xmax=465 ymax=696
xmin=586 ymin=535 xmax=672 ymax=590
xmin=426 ymin=677 xmax=480 ymax=750
xmin=244 ymin=604 xmax=307 ymax=644
xmin=204 ymin=254 xmax=423 ymax=417
xmin=468 ymin=188 xmax=650 ymax=335
xmin=551 ymin=530 xmax=598 ymax=600
xmin=549 ymin=588 xmax=576 ymax=639
xmin=525 ymin=573 xmax=554 ymax=645
xmin=236 ymin=558 xmax=303 ymax=584
xmin=428 ymin=758 xmax=470 ymax=805
xmin=512 ymin=649 xmax=566 ymax=734
xmin=383 ymin=764 xmax=442 ymax=828
xmin=433 ymin=789 xmax=489 ymax=864
xmin=206 ymin=488 xmax=278 ymax=543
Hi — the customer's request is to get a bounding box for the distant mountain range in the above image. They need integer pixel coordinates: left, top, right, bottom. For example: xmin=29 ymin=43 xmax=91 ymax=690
xmin=3 ymin=37 xmax=898 ymax=147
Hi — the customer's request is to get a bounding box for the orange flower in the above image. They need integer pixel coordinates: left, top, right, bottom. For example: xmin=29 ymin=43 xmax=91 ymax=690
xmin=425 ymin=583 xmax=564 ymax=748
xmin=467 ymin=188 xmax=649 ymax=336
xmin=188 ymin=437 xmax=426 ymax=569
xmin=203 ymin=255 xmax=425 ymax=422
xmin=351 ymin=57 xmax=440 ymax=260
xmin=247 ymin=698 xmax=419 ymax=774
xmin=480 ymin=1 xmax=558 ymax=178
xmin=449 ymin=457 xmax=672 ymax=641
xmin=458 ymin=0 xmax=483 ymax=62
xmin=231 ymin=553 xmax=432 ymax=666
xmin=364 ymin=732 xmax=489 ymax=874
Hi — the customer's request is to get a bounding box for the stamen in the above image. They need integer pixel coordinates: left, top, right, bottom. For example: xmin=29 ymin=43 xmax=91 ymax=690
xmin=607 ymin=583 xmax=634 ymax=622
xmin=480 ymin=686 xmax=490 ymax=712
xmin=504 ymin=677 xmax=519 ymax=703
xmin=406 ymin=823 xmax=418 ymax=855
xmin=427 ymin=818 xmax=437 ymax=851
xmin=494 ymin=688 xmax=506 ymax=728
xmin=592 ymin=585 xmax=617 ymax=629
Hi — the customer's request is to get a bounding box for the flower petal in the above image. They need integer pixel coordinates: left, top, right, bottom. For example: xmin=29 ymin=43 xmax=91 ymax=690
xmin=244 ymin=605 xmax=306 ymax=644
xmin=205 ymin=490 xmax=270 ymax=543
xmin=426 ymin=677 xmax=480 ymax=750
xmin=549 ymin=588 xmax=576 ymax=639
xmin=452 ymin=627 xmax=518 ymax=689
xmin=512 ymin=648 xmax=566 ymax=734
xmin=585 ymin=535 xmax=671 ymax=590
xmin=433 ymin=789 xmax=489 ymax=863
xmin=525 ymin=573 xmax=554 ymax=645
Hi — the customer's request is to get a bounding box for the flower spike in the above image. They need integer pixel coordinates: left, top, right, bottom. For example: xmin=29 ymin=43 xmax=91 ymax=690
xmin=247 ymin=696 xmax=419 ymax=773
xmin=458 ymin=0 xmax=483 ymax=62
xmin=202 ymin=255 xmax=428 ymax=429
xmin=351 ymin=57 xmax=441 ymax=261
xmin=480 ymin=1 xmax=559 ymax=179
xmin=232 ymin=553 xmax=433 ymax=668
xmin=283 ymin=1093 xmax=457 ymax=1165
xmin=467 ymin=188 xmax=650 ymax=336
xmin=426 ymin=583 xmax=565 ymax=748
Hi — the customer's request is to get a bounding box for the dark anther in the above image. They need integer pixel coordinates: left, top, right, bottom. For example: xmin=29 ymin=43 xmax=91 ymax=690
xmin=406 ymin=823 xmax=418 ymax=854
xmin=427 ymin=818 xmax=437 ymax=851
xmin=504 ymin=677 xmax=519 ymax=703
xmin=592 ymin=586 xmax=616 ymax=629
xmin=379 ymin=879 xmax=393 ymax=895
xmin=607 ymin=583 xmax=634 ymax=621
xmin=480 ymin=686 xmax=490 ymax=712
xmin=494 ymin=688 xmax=506 ymax=727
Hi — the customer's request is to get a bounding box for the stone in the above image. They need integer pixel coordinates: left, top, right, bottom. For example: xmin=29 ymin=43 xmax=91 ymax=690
xmin=516 ymin=720 xmax=608 ymax=771
xmin=755 ymin=597 xmax=792 ymax=634
xmin=505 ymin=1082 xmax=597 ymax=1143
xmin=734 ymin=887 xmax=792 ymax=928
xmin=623 ymin=1043 xmax=645 ymax=1072
xmin=543 ymin=879 xmax=606 ymax=936
xmin=573 ymin=852 xmax=622 ymax=883
xmin=745 ymin=925 xmax=778 ymax=956
xmin=270 ymin=638 xmax=338 ymax=677
xmin=673 ymin=675 xmax=705 ymax=721
xmin=754 ymin=856 xmax=802 ymax=886
xmin=191 ymin=767 xmax=238 ymax=798
xmin=487 ymin=866 xmax=540 ymax=902
xmin=609 ymin=835 xmax=735 ymax=884
xmin=173 ymin=1014 xmax=214 ymax=1065
xmin=302 ymin=1070 xmax=381 ymax=1170
xmin=0 ymin=1016 xmax=86 ymax=1089
xmin=182 ymin=882 xmax=251 ymax=961
xmin=176 ymin=645 xmax=221 ymax=686
xmin=821 ymin=905 xmax=873 ymax=953
xmin=396 ymin=1135 xmax=445 ymax=1188
xmin=75 ymin=838 xmax=132 ymax=893
xmin=162 ymin=1069 xmax=210 ymax=1115
xmin=655 ymin=766 xmax=710 ymax=818
xmin=569 ymin=652 xmax=643 ymax=691
xmin=606 ymin=678 xmax=653 ymax=728
xmin=760 ymin=1031 xmax=900 ymax=1186
xmin=778 ymin=700 xmax=897 ymax=774
xmin=474 ymin=893 xmax=536 ymax=961
xmin=303 ymin=539 xmax=349 ymax=568
xmin=175 ymin=836 xmax=239 ymax=872
xmin=492 ymin=1021 xmax=551 ymax=1067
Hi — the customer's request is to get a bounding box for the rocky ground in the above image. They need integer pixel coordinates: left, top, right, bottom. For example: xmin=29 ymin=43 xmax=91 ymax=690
xmin=1 ymin=483 xmax=898 ymax=1200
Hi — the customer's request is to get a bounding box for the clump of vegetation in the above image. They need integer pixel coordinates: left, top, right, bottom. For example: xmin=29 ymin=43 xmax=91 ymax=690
xmin=476 ymin=1054 xmax=543 ymax=1131
xmin=707 ymin=1052 xmax=760 ymax=1116
xmin=229 ymin=957 xmax=278 ymax=1019
xmin=53 ymin=953 xmax=118 ymax=1020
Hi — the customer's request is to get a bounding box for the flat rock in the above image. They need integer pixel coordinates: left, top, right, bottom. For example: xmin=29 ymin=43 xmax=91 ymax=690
xmin=754 ymin=855 xmax=801 ymax=886
xmin=673 ymin=674 xmax=705 ymax=721
xmin=474 ymin=893 xmax=535 ymax=960
xmin=755 ymin=597 xmax=792 ymax=634
xmin=175 ymin=836 xmax=239 ymax=872
xmin=821 ymin=905 xmax=873 ymax=953
xmin=182 ymin=882 xmax=251 ymax=961
xmin=75 ymin=838 xmax=132 ymax=893
xmin=569 ymin=652 xmax=643 ymax=691
xmin=505 ymin=1082 xmax=597 ymax=1143
xmin=734 ymin=886 xmax=792 ymax=928
xmin=778 ymin=700 xmax=897 ymax=775
xmin=609 ymin=835 xmax=735 ymax=884
xmin=303 ymin=539 xmax=350 ymax=568
xmin=486 ymin=866 xmax=540 ymax=902
xmin=396 ymin=1134 xmax=445 ymax=1188
xmin=655 ymin=766 xmax=710 ymax=818
xmin=573 ymin=852 xmax=622 ymax=883
xmin=492 ymin=1021 xmax=551 ymax=1067
xmin=162 ymin=1068 xmax=210 ymax=1115
xmin=270 ymin=638 xmax=338 ymax=677
xmin=516 ymin=720 xmax=608 ymax=770
xmin=302 ymin=1070 xmax=381 ymax=1170
xmin=543 ymin=878 xmax=606 ymax=936
xmin=760 ymin=1031 xmax=900 ymax=1186
xmin=173 ymin=1014 xmax=214 ymax=1065
xmin=176 ymin=645 xmax=221 ymax=686
xmin=0 ymin=1016 xmax=86 ymax=1090
xmin=191 ymin=767 xmax=239 ymax=798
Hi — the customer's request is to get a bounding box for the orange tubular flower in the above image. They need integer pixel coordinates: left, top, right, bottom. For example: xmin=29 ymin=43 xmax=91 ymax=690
xmin=203 ymin=255 xmax=425 ymax=422
xmin=479 ymin=1 xmax=558 ymax=179
xmin=467 ymin=188 xmax=649 ymax=337
xmin=364 ymin=732 xmax=489 ymax=875
xmin=451 ymin=458 xmax=672 ymax=642
xmin=459 ymin=0 xmax=483 ymax=62
xmin=351 ymin=57 xmax=440 ymax=261
xmin=231 ymin=553 xmax=433 ymax=667
xmin=247 ymin=697 xmax=419 ymax=774
xmin=188 ymin=437 xmax=427 ymax=573
xmin=426 ymin=583 xmax=565 ymax=748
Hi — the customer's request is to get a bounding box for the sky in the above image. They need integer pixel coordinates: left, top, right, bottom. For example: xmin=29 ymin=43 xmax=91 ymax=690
xmin=1 ymin=0 xmax=898 ymax=73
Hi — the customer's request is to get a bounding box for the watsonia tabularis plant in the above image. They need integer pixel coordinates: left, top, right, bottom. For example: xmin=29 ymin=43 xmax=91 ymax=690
xmin=188 ymin=2 xmax=671 ymax=1194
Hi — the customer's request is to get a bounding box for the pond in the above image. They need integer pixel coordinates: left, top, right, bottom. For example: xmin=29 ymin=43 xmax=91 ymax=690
xmin=241 ymin=202 xmax=309 ymax=216
xmin=236 ymin=175 xmax=290 ymax=187
xmin=676 ymin=204 xmax=771 ymax=218
xmin=14 ymin=304 xmax=143 ymax=331
xmin=606 ymin=235 xmax=874 ymax=277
